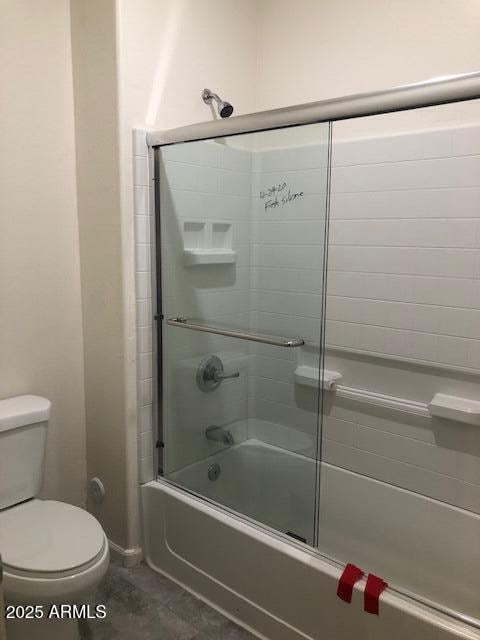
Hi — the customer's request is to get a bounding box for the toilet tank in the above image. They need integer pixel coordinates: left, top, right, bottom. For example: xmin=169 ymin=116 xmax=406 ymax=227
xmin=0 ymin=395 xmax=51 ymax=510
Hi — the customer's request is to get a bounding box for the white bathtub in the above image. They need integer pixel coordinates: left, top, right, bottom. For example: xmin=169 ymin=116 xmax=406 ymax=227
xmin=142 ymin=439 xmax=480 ymax=640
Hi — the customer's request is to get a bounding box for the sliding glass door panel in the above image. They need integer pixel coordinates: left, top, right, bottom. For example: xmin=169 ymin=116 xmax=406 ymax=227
xmin=156 ymin=123 xmax=331 ymax=543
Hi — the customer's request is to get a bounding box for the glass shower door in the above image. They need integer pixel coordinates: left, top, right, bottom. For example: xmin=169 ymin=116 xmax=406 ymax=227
xmin=155 ymin=122 xmax=331 ymax=544
xmin=317 ymin=102 xmax=480 ymax=624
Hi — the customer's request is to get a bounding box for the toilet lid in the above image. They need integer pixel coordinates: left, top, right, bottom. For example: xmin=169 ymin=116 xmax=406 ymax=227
xmin=0 ymin=499 xmax=105 ymax=575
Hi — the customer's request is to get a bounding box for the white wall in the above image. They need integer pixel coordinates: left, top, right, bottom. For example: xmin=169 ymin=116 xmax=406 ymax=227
xmin=256 ymin=0 xmax=480 ymax=134
xmin=70 ymin=0 xmax=140 ymax=555
xmin=329 ymin=124 xmax=480 ymax=373
xmin=0 ymin=0 xmax=86 ymax=506
xmin=118 ymin=0 xmax=258 ymax=132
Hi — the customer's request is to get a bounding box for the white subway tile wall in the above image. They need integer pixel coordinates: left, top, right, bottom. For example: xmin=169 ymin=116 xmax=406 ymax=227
xmin=326 ymin=124 xmax=480 ymax=511
xmin=248 ymin=130 xmax=329 ymax=457
xmin=328 ymin=125 xmax=480 ymax=373
xmin=159 ymin=140 xmax=253 ymax=472
xmin=133 ymin=129 xmax=154 ymax=483
xmin=134 ymin=123 xmax=480 ymax=514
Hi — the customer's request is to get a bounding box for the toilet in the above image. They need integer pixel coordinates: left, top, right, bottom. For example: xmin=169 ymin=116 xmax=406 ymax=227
xmin=0 ymin=395 xmax=109 ymax=640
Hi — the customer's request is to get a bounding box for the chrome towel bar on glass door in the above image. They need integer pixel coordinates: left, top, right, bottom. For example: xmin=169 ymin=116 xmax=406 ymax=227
xmin=167 ymin=317 xmax=304 ymax=348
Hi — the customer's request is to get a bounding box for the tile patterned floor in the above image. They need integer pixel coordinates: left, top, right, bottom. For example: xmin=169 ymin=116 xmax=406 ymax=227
xmin=80 ymin=562 xmax=258 ymax=640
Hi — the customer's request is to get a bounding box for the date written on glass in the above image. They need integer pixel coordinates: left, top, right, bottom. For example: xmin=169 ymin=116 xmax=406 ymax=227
xmin=259 ymin=182 xmax=304 ymax=211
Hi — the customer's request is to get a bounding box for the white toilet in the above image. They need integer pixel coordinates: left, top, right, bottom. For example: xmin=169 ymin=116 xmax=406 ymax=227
xmin=0 ymin=395 xmax=110 ymax=640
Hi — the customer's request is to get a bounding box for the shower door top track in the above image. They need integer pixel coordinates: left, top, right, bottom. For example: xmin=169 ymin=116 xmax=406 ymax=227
xmin=147 ymin=71 xmax=480 ymax=147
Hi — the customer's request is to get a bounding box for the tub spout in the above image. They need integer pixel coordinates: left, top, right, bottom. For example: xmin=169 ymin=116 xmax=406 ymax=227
xmin=206 ymin=425 xmax=234 ymax=445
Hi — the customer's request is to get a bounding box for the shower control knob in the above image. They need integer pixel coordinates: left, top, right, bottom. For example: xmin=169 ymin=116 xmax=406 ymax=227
xmin=196 ymin=355 xmax=240 ymax=392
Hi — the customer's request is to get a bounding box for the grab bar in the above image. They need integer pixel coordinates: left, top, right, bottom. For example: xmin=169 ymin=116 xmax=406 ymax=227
xmin=294 ymin=366 xmax=480 ymax=424
xmin=294 ymin=366 xmax=430 ymax=417
xmin=167 ymin=317 xmax=304 ymax=348
xmin=336 ymin=385 xmax=430 ymax=418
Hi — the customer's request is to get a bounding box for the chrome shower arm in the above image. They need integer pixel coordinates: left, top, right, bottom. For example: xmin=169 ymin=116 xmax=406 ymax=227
xmin=202 ymin=88 xmax=234 ymax=118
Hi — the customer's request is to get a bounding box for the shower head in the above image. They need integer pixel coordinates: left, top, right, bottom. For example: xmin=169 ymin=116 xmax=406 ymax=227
xmin=202 ymin=88 xmax=234 ymax=118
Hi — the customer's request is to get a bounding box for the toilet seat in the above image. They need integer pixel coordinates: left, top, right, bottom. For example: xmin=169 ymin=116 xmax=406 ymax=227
xmin=0 ymin=499 xmax=106 ymax=578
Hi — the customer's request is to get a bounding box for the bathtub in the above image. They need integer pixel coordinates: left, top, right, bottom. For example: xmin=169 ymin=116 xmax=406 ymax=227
xmin=142 ymin=439 xmax=480 ymax=640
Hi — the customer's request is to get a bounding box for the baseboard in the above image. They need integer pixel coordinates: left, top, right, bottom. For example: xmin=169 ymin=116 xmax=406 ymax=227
xmin=108 ymin=540 xmax=143 ymax=568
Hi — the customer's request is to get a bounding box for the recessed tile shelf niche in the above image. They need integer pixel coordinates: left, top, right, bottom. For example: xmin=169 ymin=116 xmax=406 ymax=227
xmin=183 ymin=220 xmax=236 ymax=266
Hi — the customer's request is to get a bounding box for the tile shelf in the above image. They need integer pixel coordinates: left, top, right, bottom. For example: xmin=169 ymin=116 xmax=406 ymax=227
xmin=294 ymin=366 xmax=342 ymax=390
xmin=183 ymin=249 xmax=237 ymax=266
xmin=429 ymin=394 xmax=480 ymax=426
xmin=183 ymin=220 xmax=235 ymax=266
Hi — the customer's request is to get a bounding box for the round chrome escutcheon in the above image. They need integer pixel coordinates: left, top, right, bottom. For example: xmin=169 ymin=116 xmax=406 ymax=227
xmin=196 ymin=355 xmax=223 ymax=392
xmin=208 ymin=462 xmax=221 ymax=481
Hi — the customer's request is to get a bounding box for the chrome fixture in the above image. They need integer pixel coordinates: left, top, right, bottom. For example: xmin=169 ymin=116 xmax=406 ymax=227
xmin=149 ymin=71 xmax=480 ymax=147
xmin=207 ymin=462 xmax=221 ymax=481
xmin=196 ymin=355 xmax=240 ymax=392
xmin=169 ymin=317 xmax=304 ymax=348
xmin=206 ymin=425 xmax=234 ymax=446
xmin=202 ymin=88 xmax=234 ymax=118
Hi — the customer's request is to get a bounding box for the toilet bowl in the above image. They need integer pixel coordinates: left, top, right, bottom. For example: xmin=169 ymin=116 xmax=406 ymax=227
xmin=0 ymin=396 xmax=109 ymax=640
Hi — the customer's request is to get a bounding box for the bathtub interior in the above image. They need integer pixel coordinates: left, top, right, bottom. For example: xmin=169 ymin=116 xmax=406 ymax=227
xmin=169 ymin=439 xmax=317 ymax=545
xmin=154 ymin=102 xmax=480 ymax=631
